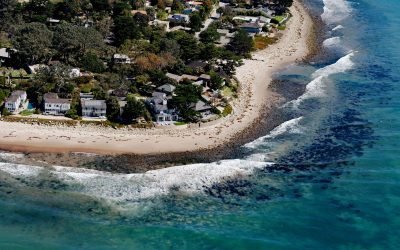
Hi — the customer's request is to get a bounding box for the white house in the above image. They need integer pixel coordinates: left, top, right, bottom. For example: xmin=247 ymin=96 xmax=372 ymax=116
xmin=43 ymin=93 xmax=71 ymax=116
xmin=81 ymin=99 xmax=107 ymax=117
xmin=5 ymin=90 xmax=27 ymax=114
xmin=113 ymin=54 xmax=131 ymax=64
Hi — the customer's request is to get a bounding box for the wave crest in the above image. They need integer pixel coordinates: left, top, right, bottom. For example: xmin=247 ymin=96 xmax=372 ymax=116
xmin=321 ymin=0 xmax=351 ymax=24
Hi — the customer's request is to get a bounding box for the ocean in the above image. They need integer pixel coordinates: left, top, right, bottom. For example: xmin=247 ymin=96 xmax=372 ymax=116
xmin=1 ymin=0 xmax=400 ymax=248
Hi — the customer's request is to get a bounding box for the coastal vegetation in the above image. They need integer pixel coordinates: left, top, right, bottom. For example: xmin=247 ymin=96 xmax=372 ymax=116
xmin=0 ymin=0 xmax=293 ymax=126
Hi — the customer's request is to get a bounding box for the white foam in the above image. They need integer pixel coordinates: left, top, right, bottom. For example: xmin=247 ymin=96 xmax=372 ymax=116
xmin=244 ymin=117 xmax=304 ymax=149
xmin=312 ymin=52 xmax=355 ymax=78
xmin=0 ymin=152 xmax=25 ymax=161
xmin=286 ymin=52 xmax=355 ymax=108
xmin=321 ymin=0 xmax=351 ymax=24
xmin=323 ymin=36 xmax=342 ymax=48
xmin=332 ymin=25 xmax=344 ymax=31
xmin=0 ymin=160 xmax=271 ymax=205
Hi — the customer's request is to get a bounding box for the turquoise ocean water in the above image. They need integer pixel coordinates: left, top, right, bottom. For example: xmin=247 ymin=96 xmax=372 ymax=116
xmin=1 ymin=0 xmax=400 ymax=249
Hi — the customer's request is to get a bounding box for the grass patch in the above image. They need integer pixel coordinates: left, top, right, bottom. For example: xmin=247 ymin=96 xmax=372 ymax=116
xmin=19 ymin=109 xmax=34 ymax=116
xmin=254 ymin=36 xmax=278 ymax=50
xmin=273 ymin=15 xmax=286 ymax=23
xmin=174 ymin=121 xmax=186 ymax=126
xmin=277 ymin=25 xmax=286 ymax=31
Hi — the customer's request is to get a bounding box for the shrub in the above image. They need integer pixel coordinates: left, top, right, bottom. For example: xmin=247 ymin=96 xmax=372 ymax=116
xmin=222 ymin=104 xmax=233 ymax=117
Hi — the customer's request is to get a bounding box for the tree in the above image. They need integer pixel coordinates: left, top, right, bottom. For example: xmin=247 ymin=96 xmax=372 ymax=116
xmin=171 ymin=0 xmax=184 ymax=12
xmin=199 ymin=43 xmax=220 ymax=60
xmin=0 ymin=0 xmax=17 ymax=30
xmin=159 ymin=38 xmax=180 ymax=56
xmin=106 ymin=96 xmax=120 ymax=122
xmin=272 ymin=0 xmax=293 ymax=8
xmin=53 ymin=23 xmax=105 ymax=62
xmin=209 ymin=71 xmax=224 ymax=90
xmin=168 ymin=31 xmax=200 ymax=61
xmin=80 ymin=52 xmax=105 ymax=73
xmin=189 ymin=13 xmax=202 ymax=32
xmin=122 ymin=95 xmax=147 ymax=123
xmin=228 ymin=29 xmax=254 ymax=56
xmin=199 ymin=28 xmax=220 ymax=44
xmin=114 ymin=16 xmax=141 ymax=46
xmin=12 ymin=22 xmax=53 ymax=64
xmin=172 ymin=84 xmax=202 ymax=122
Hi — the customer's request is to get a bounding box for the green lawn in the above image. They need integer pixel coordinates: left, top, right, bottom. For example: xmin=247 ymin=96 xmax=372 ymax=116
xmin=19 ymin=109 xmax=34 ymax=116
xmin=174 ymin=121 xmax=187 ymax=126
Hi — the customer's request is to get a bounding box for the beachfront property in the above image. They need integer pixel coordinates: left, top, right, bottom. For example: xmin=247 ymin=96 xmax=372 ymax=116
xmin=240 ymin=22 xmax=262 ymax=34
xmin=147 ymin=91 xmax=178 ymax=123
xmin=43 ymin=93 xmax=71 ymax=116
xmin=81 ymin=99 xmax=107 ymax=118
xmin=191 ymin=100 xmax=213 ymax=117
xmin=4 ymin=90 xmax=27 ymax=114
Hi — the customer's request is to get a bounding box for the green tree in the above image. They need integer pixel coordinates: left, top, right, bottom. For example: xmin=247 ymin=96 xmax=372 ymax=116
xmin=122 ymin=95 xmax=147 ymax=123
xmin=272 ymin=0 xmax=293 ymax=8
xmin=209 ymin=71 xmax=224 ymax=90
xmin=114 ymin=16 xmax=141 ymax=46
xmin=228 ymin=29 xmax=254 ymax=56
xmin=199 ymin=43 xmax=220 ymax=60
xmin=189 ymin=13 xmax=202 ymax=32
xmin=106 ymin=96 xmax=121 ymax=122
xmin=171 ymin=0 xmax=184 ymax=12
xmin=0 ymin=0 xmax=17 ymax=30
xmin=199 ymin=28 xmax=220 ymax=44
xmin=168 ymin=31 xmax=200 ymax=61
xmin=172 ymin=84 xmax=202 ymax=122
xmin=80 ymin=52 xmax=105 ymax=73
xmin=12 ymin=22 xmax=53 ymax=64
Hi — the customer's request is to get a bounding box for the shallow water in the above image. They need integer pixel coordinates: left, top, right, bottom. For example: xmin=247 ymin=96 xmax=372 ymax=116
xmin=1 ymin=0 xmax=400 ymax=248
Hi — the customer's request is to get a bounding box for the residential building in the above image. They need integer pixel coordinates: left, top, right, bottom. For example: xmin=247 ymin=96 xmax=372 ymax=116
xmin=113 ymin=54 xmax=132 ymax=64
xmin=157 ymin=84 xmax=176 ymax=95
xmin=5 ymin=90 xmax=27 ymax=114
xmin=81 ymin=99 xmax=107 ymax=117
xmin=239 ymin=22 xmax=262 ymax=34
xmin=166 ymin=72 xmax=182 ymax=83
xmin=80 ymin=93 xmax=95 ymax=100
xmin=169 ymin=14 xmax=190 ymax=24
xmin=191 ymin=100 xmax=213 ymax=117
xmin=0 ymin=48 xmax=15 ymax=66
xmin=187 ymin=60 xmax=208 ymax=73
xmin=147 ymin=91 xmax=178 ymax=123
xmin=43 ymin=93 xmax=71 ymax=116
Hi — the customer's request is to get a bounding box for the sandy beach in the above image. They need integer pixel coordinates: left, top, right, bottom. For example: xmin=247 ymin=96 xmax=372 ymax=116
xmin=0 ymin=1 xmax=313 ymax=156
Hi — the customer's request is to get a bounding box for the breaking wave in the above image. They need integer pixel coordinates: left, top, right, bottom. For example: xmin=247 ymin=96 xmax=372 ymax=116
xmin=287 ymin=52 xmax=355 ymax=108
xmin=244 ymin=117 xmax=304 ymax=149
xmin=332 ymin=25 xmax=344 ymax=31
xmin=321 ymin=0 xmax=352 ymax=24
xmin=0 ymin=159 xmax=271 ymax=207
xmin=323 ymin=36 xmax=342 ymax=48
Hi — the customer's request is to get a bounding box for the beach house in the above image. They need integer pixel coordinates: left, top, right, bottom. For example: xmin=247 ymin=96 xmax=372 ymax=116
xmin=147 ymin=91 xmax=178 ymax=123
xmin=5 ymin=90 xmax=27 ymax=114
xmin=43 ymin=93 xmax=71 ymax=116
xmin=81 ymin=99 xmax=107 ymax=117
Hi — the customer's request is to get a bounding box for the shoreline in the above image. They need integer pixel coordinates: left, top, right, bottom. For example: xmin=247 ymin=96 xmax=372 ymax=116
xmin=0 ymin=1 xmax=314 ymax=167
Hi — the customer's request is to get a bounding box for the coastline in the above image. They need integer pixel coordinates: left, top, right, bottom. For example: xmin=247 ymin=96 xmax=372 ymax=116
xmin=0 ymin=1 xmax=314 ymax=163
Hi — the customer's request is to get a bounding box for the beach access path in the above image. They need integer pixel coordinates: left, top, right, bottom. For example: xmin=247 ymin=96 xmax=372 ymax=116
xmin=0 ymin=0 xmax=313 ymax=155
